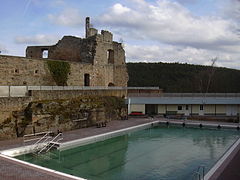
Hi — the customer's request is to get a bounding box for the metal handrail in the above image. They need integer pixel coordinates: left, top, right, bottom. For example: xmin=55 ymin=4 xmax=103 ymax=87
xmin=198 ymin=165 xmax=205 ymax=180
xmin=46 ymin=137 xmax=63 ymax=153
xmin=192 ymin=171 xmax=201 ymax=180
xmin=32 ymin=132 xmax=51 ymax=147
xmin=192 ymin=165 xmax=205 ymax=180
xmin=38 ymin=133 xmax=62 ymax=154
xmin=23 ymin=131 xmax=51 ymax=138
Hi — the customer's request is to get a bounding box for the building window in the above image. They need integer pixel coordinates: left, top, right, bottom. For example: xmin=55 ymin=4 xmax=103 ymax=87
xmin=200 ymin=105 xmax=204 ymax=110
xmin=178 ymin=106 xmax=182 ymax=110
xmin=186 ymin=105 xmax=189 ymax=110
xmin=42 ymin=49 xmax=48 ymax=58
xmin=107 ymin=49 xmax=114 ymax=64
xmin=84 ymin=73 xmax=90 ymax=86
xmin=34 ymin=70 xmax=39 ymax=74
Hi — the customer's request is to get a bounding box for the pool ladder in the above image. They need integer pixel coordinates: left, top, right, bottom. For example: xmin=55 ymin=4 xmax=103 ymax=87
xmin=36 ymin=133 xmax=63 ymax=154
xmin=192 ymin=165 xmax=205 ymax=180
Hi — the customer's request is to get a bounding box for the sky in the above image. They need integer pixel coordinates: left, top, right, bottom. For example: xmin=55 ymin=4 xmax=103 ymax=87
xmin=0 ymin=0 xmax=240 ymax=69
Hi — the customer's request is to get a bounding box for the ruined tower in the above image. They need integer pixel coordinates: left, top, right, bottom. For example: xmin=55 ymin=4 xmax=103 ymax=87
xmin=85 ymin=17 xmax=90 ymax=38
xmin=25 ymin=17 xmax=128 ymax=87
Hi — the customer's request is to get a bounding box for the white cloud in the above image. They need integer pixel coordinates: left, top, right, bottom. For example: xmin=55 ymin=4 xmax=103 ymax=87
xmin=220 ymin=0 xmax=240 ymax=21
xmin=15 ymin=34 xmax=60 ymax=45
xmin=99 ymin=0 xmax=240 ymax=51
xmin=48 ymin=8 xmax=83 ymax=27
xmin=111 ymin=4 xmax=131 ymax=15
xmin=125 ymin=44 xmax=240 ymax=69
xmin=97 ymin=0 xmax=240 ymax=69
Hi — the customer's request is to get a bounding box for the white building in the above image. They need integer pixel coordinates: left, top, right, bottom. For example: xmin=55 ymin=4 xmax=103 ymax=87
xmin=128 ymin=91 xmax=240 ymax=118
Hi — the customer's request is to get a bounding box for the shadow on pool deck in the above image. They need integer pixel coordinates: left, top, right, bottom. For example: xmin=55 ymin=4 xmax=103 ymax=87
xmin=1 ymin=117 xmax=240 ymax=180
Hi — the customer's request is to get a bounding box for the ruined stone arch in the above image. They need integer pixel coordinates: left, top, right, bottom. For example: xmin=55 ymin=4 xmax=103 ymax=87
xmin=108 ymin=82 xmax=115 ymax=87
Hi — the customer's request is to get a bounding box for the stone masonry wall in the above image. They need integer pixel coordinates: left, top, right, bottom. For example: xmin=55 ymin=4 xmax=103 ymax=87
xmin=0 ymin=89 xmax=127 ymax=124
xmin=0 ymin=55 xmax=54 ymax=86
xmin=0 ymin=94 xmax=127 ymax=139
xmin=30 ymin=89 xmax=127 ymax=101
xmin=0 ymin=55 xmax=127 ymax=87
xmin=0 ymin=97 xmax=32 ymax=124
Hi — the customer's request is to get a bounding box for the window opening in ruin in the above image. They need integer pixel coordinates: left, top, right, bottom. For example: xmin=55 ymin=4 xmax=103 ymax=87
xmin=14 ymin=69 xmax=19 ymax=73
xmin=35 ymin=70 xmax=39 ymax=74
xmin=84 ymin=74 xmax=90 ymax=86
xmin=108 ymin=82 xmax=115 ymax=87
xmin=42 ymin=49 xmax=48 ymax=58
xmin=107 ymin=49 xmax=114 ymax=64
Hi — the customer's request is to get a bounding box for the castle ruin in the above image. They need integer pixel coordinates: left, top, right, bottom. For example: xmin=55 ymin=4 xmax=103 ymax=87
xmin=0 ymin=17 xmax=128 ymax=87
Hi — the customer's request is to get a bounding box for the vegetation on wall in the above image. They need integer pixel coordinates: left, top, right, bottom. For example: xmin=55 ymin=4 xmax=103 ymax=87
xmin=127 ymin=62 xmax=240 ymax=93
xmin=103 ymin=96 xmax=126 ymax=119
xmin=47 ymin=60 xmax=70 ymax=86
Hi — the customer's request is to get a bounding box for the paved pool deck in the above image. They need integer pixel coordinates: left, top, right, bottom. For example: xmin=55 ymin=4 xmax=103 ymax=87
xmin=1 ymin=117 xmax=240 ymax=180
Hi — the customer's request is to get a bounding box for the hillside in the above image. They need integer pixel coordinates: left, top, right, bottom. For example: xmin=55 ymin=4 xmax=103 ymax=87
xmin=127 ymin=62 xmax=240 ymax=93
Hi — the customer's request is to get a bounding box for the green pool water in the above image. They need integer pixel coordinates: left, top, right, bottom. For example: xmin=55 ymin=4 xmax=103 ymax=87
xmin=17 ymin=125 xmax=240 ymax=180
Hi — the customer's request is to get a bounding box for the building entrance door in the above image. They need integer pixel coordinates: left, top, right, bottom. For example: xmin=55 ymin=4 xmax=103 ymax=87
xmin=145 ymin=104 xmax=158 ymax=115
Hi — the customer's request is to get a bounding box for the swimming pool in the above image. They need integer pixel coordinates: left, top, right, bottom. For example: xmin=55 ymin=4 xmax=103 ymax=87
xmin=17 ymin=125 xmax=240 ymax=180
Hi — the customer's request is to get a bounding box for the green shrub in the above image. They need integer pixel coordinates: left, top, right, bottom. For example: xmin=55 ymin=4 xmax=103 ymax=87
xmin=47 ymin=60 xmax=70 ymax=86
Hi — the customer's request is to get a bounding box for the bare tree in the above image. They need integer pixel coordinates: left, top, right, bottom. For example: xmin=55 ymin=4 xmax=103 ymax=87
xmin=205 ymin=57 xmax=217 ymax=94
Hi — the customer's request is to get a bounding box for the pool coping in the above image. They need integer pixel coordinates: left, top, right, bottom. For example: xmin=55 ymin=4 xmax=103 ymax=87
xmin=59 ymin=120 xmax=160 ymax=151
xmin=203 ymin=137 xmax=240 ymax=180
xmin=158 ymin=120 xmax=240 ymax=129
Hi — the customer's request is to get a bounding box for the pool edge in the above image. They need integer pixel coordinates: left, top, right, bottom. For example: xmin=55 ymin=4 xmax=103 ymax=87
xmin=59 ymin=120 xmax=160 ymax=151
xmin=203 ymin=137 xmax=240 ymax=180
xmin=0 ymin=153 xmax=87 ymax=180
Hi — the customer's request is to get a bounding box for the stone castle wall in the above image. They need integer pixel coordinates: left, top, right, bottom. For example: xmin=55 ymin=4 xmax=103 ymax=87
xmin=0 ymin=88 xmax=127 ymax=124
xmin=0 ymin=97 xmax=32 ymax=124
xmin=0 ymin=55 xmax=127 ymax=87
xmin=0 ymin=92 xmax=127 ymax=139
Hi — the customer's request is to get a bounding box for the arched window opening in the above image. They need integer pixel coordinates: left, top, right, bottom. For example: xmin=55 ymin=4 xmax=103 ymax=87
xmin=108 ymin=82 xmax=115 ymax=87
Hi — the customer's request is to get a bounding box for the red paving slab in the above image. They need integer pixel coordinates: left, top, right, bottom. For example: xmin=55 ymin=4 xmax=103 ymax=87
xmin=217 ymin=149 xmax=240 ymax=180
xmin=0 ymin=155 xmax=67 ymax=180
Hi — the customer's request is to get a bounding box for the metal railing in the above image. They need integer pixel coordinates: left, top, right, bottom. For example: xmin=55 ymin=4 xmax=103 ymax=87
xmin=23 ymin=131 xmax=63 ymax=155
xmin=37 ymin=133 xmax=63 ymax=154
xmin=192 ymin=165 xmax=205 ymax=180
xmin=23 ymin=131 xmax=53 ymax=152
